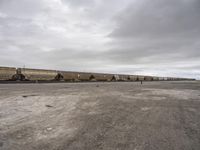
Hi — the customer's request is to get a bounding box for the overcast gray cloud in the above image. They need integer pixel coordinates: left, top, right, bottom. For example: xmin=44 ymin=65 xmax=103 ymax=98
xmin=0 ymin=0 xmax=199 ymax=79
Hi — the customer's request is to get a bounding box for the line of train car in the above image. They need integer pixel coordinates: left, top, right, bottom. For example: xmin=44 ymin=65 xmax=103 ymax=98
xmin=0 ymin=66 xmax=196 ymax=82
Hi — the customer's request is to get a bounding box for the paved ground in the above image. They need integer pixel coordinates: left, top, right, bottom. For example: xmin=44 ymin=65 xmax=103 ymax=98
xmin=0 ymin=81 xmax=200 ymax=150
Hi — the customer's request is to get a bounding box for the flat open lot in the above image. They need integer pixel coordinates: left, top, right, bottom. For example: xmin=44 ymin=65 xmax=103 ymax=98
xmin=0 ymin=81 xmax=200 ymax=150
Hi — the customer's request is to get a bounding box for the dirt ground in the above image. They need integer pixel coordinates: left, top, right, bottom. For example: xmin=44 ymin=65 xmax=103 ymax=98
xmin=0 ymin=81 xmax=200 ymax=150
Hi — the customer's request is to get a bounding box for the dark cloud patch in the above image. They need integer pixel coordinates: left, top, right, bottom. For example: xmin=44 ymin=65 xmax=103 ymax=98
xmin=106 ymin=0 xmax=200 ymax=78
xmin=111 ymin=0 xmax=200 ymax=39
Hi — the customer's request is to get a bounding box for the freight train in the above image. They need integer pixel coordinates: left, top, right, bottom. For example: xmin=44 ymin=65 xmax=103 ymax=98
xmin=0 ymin=66 xmax=195 ymax=82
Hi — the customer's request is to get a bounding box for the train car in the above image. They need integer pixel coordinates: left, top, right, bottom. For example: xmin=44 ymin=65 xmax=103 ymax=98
xmin=0 ymin=67 xmax=16 ymax=81
xmin=58 ymin=71 xmax=79 ymax=81
xmin=167 ymin=77 xmax=172 ymax=81
xmin=158 ymin=77 xmax=164 ymax=81
xmin=18 ymin=68 xmax=57 ymax=81
xmin=163 ymin=77 xmax=168 ymax=81
xmin=129 ymin=75 xmax=138 ymax=81
xmin=118 ymin=75 xmax=130 ymax=81
xmin=152 ymin=76 xmax=159 ymax=81
xmin=92 ymin=73 xmax=116 ymax=81
xmin=60 ymin=72 xmax=117 ymax=82
xmin=144 ymin=76 xmax=153 ymax=81
xmin=113 ymin=75 xmax=120 ymax=81
xmin=91 ymin=73 xmax=106 ymax=81
xmin=77 ymin=72 xmax=94 ymax=81
xmin=137 ymin=75 xmax=145 ymax=81
xmin=106 ymin=74 xmax=117 ymax=81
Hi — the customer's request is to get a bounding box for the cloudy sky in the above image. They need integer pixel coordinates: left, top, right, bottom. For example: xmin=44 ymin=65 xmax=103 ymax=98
xmin=0 ymin=0 xmax=200 ymax=79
